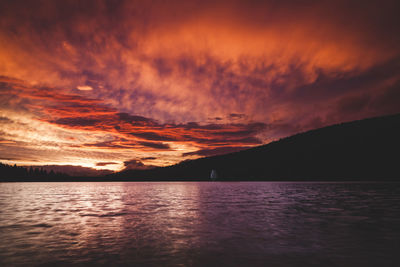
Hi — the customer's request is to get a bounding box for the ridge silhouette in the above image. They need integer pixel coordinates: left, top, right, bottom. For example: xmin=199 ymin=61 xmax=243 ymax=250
xmin=112 ymin=113 xmax=400 ymax=181
xmin=2 ymin=113 xmax=400 ymax=181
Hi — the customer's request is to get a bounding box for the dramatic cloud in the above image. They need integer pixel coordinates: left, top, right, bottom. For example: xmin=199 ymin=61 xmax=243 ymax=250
xmin=96 ymin=162 xmax=118 ymax=167
xmin=0 ymin=77 xmax=266 ymax=169
xmin=0 ymin=0 xmax=400 ymax=170
xmin=123 ymin=159 xmax=154 ymax=171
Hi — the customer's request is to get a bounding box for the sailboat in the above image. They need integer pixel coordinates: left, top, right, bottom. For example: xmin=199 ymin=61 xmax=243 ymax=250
xmin=210 ymin=169 xmax=218 ymax=181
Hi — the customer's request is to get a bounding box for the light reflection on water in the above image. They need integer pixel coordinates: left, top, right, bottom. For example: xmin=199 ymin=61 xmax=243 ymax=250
xmin=0 ymin=182 xmax=400 ymax=266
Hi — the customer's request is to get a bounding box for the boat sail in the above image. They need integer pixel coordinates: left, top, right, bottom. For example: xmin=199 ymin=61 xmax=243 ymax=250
xmin=210 ymin=169 xmax=218 ymax=180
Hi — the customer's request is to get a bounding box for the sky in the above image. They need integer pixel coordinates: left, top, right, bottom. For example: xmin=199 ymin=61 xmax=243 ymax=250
xmin=1 ymin=0 xmax=400 ymax=172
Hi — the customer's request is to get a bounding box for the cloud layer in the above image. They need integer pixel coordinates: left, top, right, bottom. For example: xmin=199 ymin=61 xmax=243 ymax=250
xmin=1 ymin=0 xmax=400 ymax=170
xmin=0 ymin=77 xmax=265 ymax=169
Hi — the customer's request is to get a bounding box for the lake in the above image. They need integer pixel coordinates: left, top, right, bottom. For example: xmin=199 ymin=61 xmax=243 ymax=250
xmin=0 ymin=182 xmax=399 ymax=266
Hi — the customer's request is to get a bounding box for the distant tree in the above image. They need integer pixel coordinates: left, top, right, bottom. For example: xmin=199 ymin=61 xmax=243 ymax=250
xmin=0 ymin=163 xmax=69 ymax=181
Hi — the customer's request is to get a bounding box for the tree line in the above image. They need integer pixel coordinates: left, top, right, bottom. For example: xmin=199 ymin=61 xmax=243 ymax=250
xmin=0 ymin=163 xmax=69 ymax=181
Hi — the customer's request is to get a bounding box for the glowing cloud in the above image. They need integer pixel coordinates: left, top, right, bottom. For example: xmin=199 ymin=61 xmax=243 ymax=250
xmin=77 ymin=85 xmax=93 ymax=91
xmin=0 ymin=0 xmax=399 ymax=170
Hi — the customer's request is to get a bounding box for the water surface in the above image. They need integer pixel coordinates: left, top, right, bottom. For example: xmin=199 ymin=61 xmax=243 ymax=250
xmin=0 ymin=182 xmax=399 ymax=266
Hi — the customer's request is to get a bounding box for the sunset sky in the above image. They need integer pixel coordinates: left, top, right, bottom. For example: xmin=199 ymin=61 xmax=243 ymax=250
xmin=1 ymin=0 xmax=400 ymax=172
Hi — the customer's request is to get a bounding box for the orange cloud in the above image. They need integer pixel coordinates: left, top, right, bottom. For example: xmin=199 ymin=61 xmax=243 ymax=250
xmin=1 ymin=0 xmax=400 ymax=170
xmin=0 ymin=77 xmax=267 ymax=169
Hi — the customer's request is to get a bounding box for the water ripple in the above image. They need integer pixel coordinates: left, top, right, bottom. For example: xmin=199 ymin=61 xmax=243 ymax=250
xmin=0 ymin=182 xmax=399 ymax=266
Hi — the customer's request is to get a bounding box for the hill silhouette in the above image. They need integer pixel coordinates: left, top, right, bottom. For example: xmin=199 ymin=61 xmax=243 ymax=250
xmin=111 ymin=113 xmax=400 ymax=181
xmin=2 ymin=113 xmax=399 ymax=182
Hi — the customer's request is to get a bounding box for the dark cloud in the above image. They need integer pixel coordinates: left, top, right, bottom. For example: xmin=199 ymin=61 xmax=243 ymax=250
xmin=183 ymin=146 xmax=252 ymax=157
xmin=369 ymin=79 xmax=400 ymax=115
xmin=152 ymin=57 xmax=173 ymax=77
xmin=0 ymin=117 xmax=13 ymax=123
xmin=0 ymin=156 xmax=23 ymax=161
xmin=229 ymin=113 xmax=246 ymax=119
xmin=123 ymin=159 xmax=154 ymax=170
xmin=141 ymin=157 xmax=156 ymax=160
xmin=336 ymin=94 xmax=371 ymax=114
xmin=83 ymin=140 xmax=140 ymax=149
xmin=129 ymin=132 xmax=177 ymax=141
xmin=95 ymin=162 xmax=118 ymax=166
xmin=212 ymin=117 xmax=223 ymax=121
xmin=117 ymin=113 xmax=155 ymax=125
xmin=138 ymin=141 xmax=170 ymax=150
xmin=53 ymin=117 xmax=104 ymax=127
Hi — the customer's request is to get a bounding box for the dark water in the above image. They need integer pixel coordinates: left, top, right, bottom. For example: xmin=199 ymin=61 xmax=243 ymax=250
xmin=0 ymin=182 xmax=399 ymax=266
